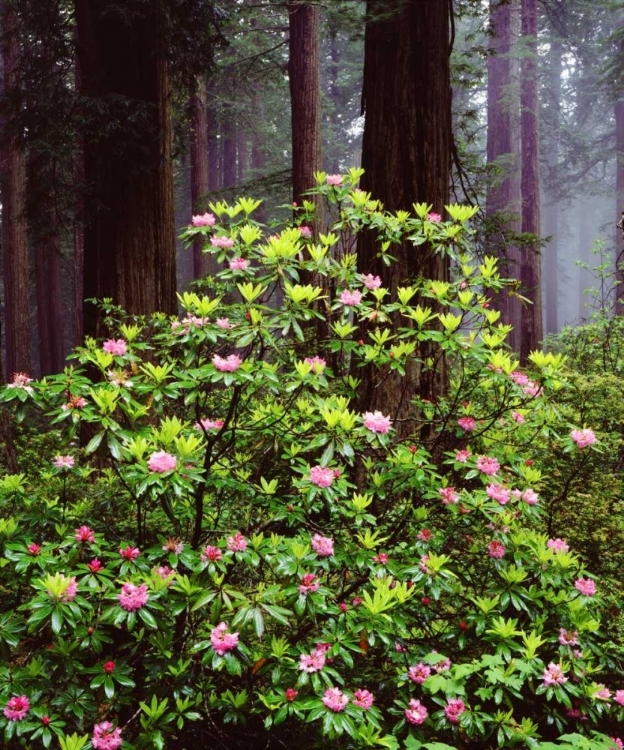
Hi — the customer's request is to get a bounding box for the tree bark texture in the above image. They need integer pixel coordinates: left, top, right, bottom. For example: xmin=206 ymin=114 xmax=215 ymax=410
xmin=190 ymin=77 xmax=212 ymax=279
xmin=288 ymin=1 xmax=323 ymax=228
xmin=486 ymin=0 xmax=521 ymax=349
xmin=543 ymin=39 xmax=562 ymax=336
xmin=615 ymin=34 xmax=624 ymax=316
xmin=1 ymin=4 xmax=32 ymax=378
xmin=74 ymin=53 xmax=85 ymax=347
xmin=519 ymin=0 xmax=543 ymax=363
xmin=222 ymin=107 xmax=237 ymax=189
xmin=358 ymin=0 xmax=452 ymax=436
xmin=75 ymin=0 xmax=177 ymax=338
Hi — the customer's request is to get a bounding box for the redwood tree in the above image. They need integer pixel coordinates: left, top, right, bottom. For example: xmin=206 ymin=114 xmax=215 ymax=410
xmin=519 ymin=0 xmax=543 ymax=362
xmin=75 ymin=0 xmax=177 ymax=338
xmin=1 ymin=2 xmax=32 ymax=377
xmin=288 ymin=0 xmax=322 ymax=227
xmin=358 ymin=0 xmax=452 ymax=431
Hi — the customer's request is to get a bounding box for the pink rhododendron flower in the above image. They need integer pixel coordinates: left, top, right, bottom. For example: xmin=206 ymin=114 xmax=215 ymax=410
xmin=299 ymin=573 xmax=320 ymax=595
xmin=457 ymin=416 xmax=476 ymax=432
xmin=326 ymin=174 xmax=343 ymax=186
xmin=195 ymin=418 xmax=225 ymax=431
xmin=427 ymin=212 xmax=442 ymax=222
xmin=162 ymin=538 xmax=184 ymax=554
xmin=285 ymin=687 xmax=299 ymax=701
xmin=210 ymin=236 xmax=235 ymax=248
xmin=548 ymin=538 xmax=569 ymax=553
xmin=455 ymin=449 xmax=470 ymax=463
xmin=154 ymin=566 xmax=175 ymax=583
xmin=227 ymin=532 xmax=247 ymax=552
xmin=148 ymin=451 xmax=177 ymax=473
xmin=408 ymin=663 xmax=431 ymax=684
xmin=215 ymin=317 xmax=234 ymax=329
xmin=4 ymin=695 xmax=30 ymax=721
xmin=48 ymin=574 xmax=77 ymax=602
xmin=522 ymin=488 xmax=539 ymax=505
xmin=611 ymin=739 xmax=624 ymax=750
xmin=304 ymin=356 xmax=326 ymax=374
xmin=486 ymin=483 xmax=511 ymax=505
xmin=363 ymin=410 xmax=392 ymax=434
xmin=102 ymin=339 xmax=126 ymax=356
xmin=476 ymin=455 xmax=500 ymax=475
xmin=445 ymin=698 xmax=466 ymax=723
xmin=212 ymin=354 xmax=242 ymax=372
xmin=361 ymin=273 xmax=382 ymax=290
xmin=439 ymin=487 xmax=459 ymax=505
xmin=118 ymin=583 xmax=149 ymax=612
xmin=571 ymin=428 xmax=597 ymax=449
xmin=373 ymin=552 xmax=389 ymax=564
xmin=229 ymin=257 xmax=249 ymax=271
xmin=103 ymin=661 xmax=116 ymax=674
xmin=340 ymin=289 xmax=362 ymax=306
xmin=309 ymin=465 xmax=334 ymax=488
xmin=419 ymin=555 xmax=432 ymax=574
xmin=87 ymin=559 xmax=104 ymax=573
xmin=615 ymin=690 xmax=624 ymax=706
xmin=298 ymin=650 xmax=326 ymax=673
xmin=210 ymin=621 xmax=239 ymax=656
xmin=62 ymin=395 xmax=87 ymax=411
xmin=299 ymin=225 xmax=312 ymax=238
xmin=594 ymin=685 xmax=611 ymax=700
xmin=575 ymin=578 xmax=596 ymax=596
xmin=7 ymin=372 xmax=34 ymax=394
xmin=27 ymin=543 xmax=41 ymax=556
xmin=487 ymin=540 xmax=506 ymax=558
xmin=559 ymin=628 xmax=579 ymax=646
xmin=54 ymin=455 xmax=75 ymax=469
xmin=417 ymin=528 xmax=433 ymax=542
xmin=352 ymin=689 xmax=374 ymax=710
xmin=512 ymin=411 xmax=525 ymax=423
xmin=510 ymin=371 xmax=529 ymax=386
xmin=405 ymin=699 xmax=428 ymax=725
xmin=201 ymin=545 xmax=223 ymax=562
xmin=191 ymin=212 xmax=215 ymax=227
xmin=91 ymin=721 xmax=122 ymax=750
xmin=523 ymin=380 xmax=542 ymax=397
xmin=119 ymin=546 xmax=140 ymax=560
xmin=434 ymin=658 xmax=452 ymax=673
xmin=75 ymin=525 xmax=95 ymax=543
xmin=311 ymin=534 xmax=334 ymax=557
xmin=543 ymin=662 xmax=568 ymax=686
xmin=322 ymin=687 xmax=348 ymax=712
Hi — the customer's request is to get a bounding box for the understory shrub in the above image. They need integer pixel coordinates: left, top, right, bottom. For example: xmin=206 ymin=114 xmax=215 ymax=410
xmin=0 ymin=172 xmax=622 ymax=750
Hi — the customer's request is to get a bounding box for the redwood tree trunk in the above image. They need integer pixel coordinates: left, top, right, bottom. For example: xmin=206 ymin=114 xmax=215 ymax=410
xmin=1 ymin=4 xmax=32 ymax=377
xmin=519 ymin=0 xmax=543 ymax=362
xmin=288 ymin=0 xmax=322 ymax=228
xmin=358 ymin=0 xmax=451 ymax=433
xmin=616 ymin=37 xmax=624 ymax=316
xmin=190 ymin=78 xmax=211 ymax=279
xmin=75 ymin=0 xmax=177 ymax=338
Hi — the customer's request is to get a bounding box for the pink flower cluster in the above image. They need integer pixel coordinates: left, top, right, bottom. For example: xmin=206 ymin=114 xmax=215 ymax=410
xmin=50 ymin=574 xmax=77 ymax=603
xmin=195 ymin=418 xmax=224 ymax=431
xmin=571 ymin=428 xmax=596 ymax=449
xmin=148 ymin=451 xmax=177 ymax=473
xmin=309 ymin=465 xmax=334 ymax=488
xmin=322 ymin=687 xmax=348 ymax=712
xmin=340 ymin=289 xmax=362 ymax=306
xmin=53 ymin=455 xmax=75 ymax=469
xmin=455 ymin=449 xmax=470 ymax=463
xmin=229 ymin=257 xmax=249 ymax=271
xmin=299 ymin=647 xmax=327 ymax=673
xmin=201 ymin=545 xmax=223 ymax=562
xmin=311 ymin=534 xmax=334 ymax=557
xmin=476 ymin=455 xmax=500 ymax=475
xmin=486 ymin=483 xmax=510 ymax=505
xmin=408 ymin=662 xmax=431 ymax=684
xmin=405 ymin=698 xmax=428 ymax=725
xmin=212 ymin=354 xmax=242 ymax=372
xmin=120 ymin=546 xmax=140 ymax=560
xmin=92 ymin=721 xmax=122 ymax=750
xmin=548 ymin=538 xmax=569 ymax=553
xmin=210 ymin=236 xmax=235 ymax=249
xmin=352 ymin=689 xmax=374 ymax=710
xmin=363 ymin=410 xmax=392 ymax=434
xmin=445 ymin=698 xmax=466 ymax=723
xmin=4 ymin=695 xmax=30 ymax=721
xmin=304 ymin=356 xmax=326 ymax=374
xmin=361 ymin=273 xmax=382 ymax=290
xmin=558 ymin=628 xmax=579 ymax=646
xmin=439 ymin=487 xmax=459 ymax=505
xmin=487 ymin=540 xmax=506 ymax=559
xmin=118 ymin=582 xmax=149 ymax=611
xmin=575 ymin=578 xmax=596 ymax=597
xmin=227 ymin=532 xmax=247 ymax=552
xmin=427 ymin=212 xmax=442 ymax=222
xmin=326 ymin=174 xmax=343 ymax=186
xmin=543 ymin=662 xmax=568 ymax=686
xmin=299 ymin=573 xmax=320 ymax=595
xmin=457 ymin=416 xmax=476 ymax=432
xmin=75 ymin=525 xmax=95 ymax=543
xmin=191 ymin=212 xmax=216 ymax=227
xmin=210 ymin=621 xmax=239 ymax=656
xmin=7 ymin=372 xmax=34 ymax=394
xmin=103 ymin=339 xmax=127 ymax=356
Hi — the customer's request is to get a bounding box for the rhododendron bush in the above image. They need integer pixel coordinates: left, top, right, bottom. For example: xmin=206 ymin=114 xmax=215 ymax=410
xmin=0 ymin=171 xmax=622 ymax=750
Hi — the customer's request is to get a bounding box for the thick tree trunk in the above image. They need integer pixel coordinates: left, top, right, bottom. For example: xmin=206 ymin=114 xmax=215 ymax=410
xmin=615 ymin=36 xmax=624 ymax=316
xmin=75 ymin=0 xmax=177 ymax=338
xmin=1 ymin=5 xmax=32 ymax=378
xmin=358 ymin=0 xmax=451 ymax=434
xmin=519 ymin=0 xmax=543 ymax=362
xmin=543 ymin=39 xmax=562 ymax=336
xmin=190 ymin=78 xmax=211 ymax=279
xmin=288 ymin=1 xmax=323 ymax=229
xmin=222 ymin=109 xmax=237 ymax=189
